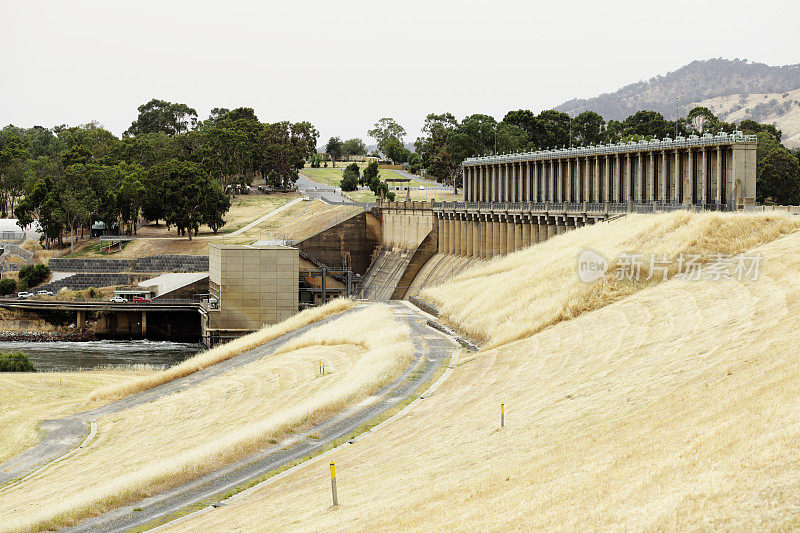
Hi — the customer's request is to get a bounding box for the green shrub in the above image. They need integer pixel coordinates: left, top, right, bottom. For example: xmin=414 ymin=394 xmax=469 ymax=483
xmin=0 ymin=352 xmax=37 ymax=372
xmin=0 ymin=278 xmax=17 ymax=295
xmin=18 ymin=263 xmax=51 ymax=290
xmin=340 ymin=168 xmax=359 ymax=191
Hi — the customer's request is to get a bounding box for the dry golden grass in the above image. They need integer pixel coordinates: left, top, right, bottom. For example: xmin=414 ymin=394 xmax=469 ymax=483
xmin=221 ymin=200 xmax=361 ymax=244
xmin=0 ymin=370 xmax=151 ymax=464
xmin=89 ymin=298 xmax=354 ymax=403
xmin=421 ymin=211 xmax=800 ymax=347
xmin=164 ymin=224 xmax=800 ymax=531
xmin=0 ymin=304 xmax=412 ymax=532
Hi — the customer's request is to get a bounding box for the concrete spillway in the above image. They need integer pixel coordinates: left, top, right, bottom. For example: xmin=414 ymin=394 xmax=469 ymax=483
xmin=403 ymin=253 xmax=481 ymax=299
xmin=360 ymin=248 xmax=414 ymax=300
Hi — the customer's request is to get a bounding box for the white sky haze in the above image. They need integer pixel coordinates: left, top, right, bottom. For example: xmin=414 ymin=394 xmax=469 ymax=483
xmin=1 ymin=0 xmax=798 ymax=144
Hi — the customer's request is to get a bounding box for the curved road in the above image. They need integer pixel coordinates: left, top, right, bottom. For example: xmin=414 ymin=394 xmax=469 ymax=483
xmin=0 ymin=301 xmax=461 ymax=532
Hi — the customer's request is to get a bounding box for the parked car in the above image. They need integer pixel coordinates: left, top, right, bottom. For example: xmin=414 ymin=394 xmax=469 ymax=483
xmin=37 ymin=290 xmax=54 ymax=296
xmin=17 ymin=292 xmax=33 ymax=299
xmin=418 ymin=186 xmax=425 ymax=190
xmin=109 ymin=296 xmax=128 ymax=303
xmin=133 ymin=296 xmax=152 ymax=303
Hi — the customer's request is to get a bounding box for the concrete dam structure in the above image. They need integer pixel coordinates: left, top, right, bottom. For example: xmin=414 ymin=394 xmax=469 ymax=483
xmin=361 ymin=132 xmax=758 ymax=300
xmin=462 ymin=131 xmax=756 ymax=208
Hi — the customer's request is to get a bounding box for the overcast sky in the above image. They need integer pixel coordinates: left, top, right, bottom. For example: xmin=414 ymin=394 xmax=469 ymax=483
xmin=1 ymin=0 xmax=798 ymax=145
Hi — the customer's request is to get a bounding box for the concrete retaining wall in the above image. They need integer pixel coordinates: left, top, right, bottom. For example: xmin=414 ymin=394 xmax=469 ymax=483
xmin=34 ymin=273 xmax=139 ymax=293
xmin=49 ymin=255 xmax=209 ymax=273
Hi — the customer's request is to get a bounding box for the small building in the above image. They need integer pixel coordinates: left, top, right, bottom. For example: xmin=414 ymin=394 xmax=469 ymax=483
xmin=91 ymin=221 xmax=119 ymax=238
xmin=202 ymin=244 xmax=299 ymax=345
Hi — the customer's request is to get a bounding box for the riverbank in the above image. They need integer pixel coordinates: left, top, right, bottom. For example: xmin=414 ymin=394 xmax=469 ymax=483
xmin=0 ymin=330 xmax=95 ymax=342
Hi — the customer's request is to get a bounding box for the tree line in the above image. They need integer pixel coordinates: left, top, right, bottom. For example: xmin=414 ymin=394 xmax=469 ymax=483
xmin=0 ymin=99 xmax=319 ymax=247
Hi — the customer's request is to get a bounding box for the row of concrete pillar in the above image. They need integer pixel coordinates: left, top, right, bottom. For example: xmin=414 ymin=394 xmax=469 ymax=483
xmin=462 ymin=145 xmax=746 ymax=207
xmin=436 ymin=214 xmax=598 ymax=259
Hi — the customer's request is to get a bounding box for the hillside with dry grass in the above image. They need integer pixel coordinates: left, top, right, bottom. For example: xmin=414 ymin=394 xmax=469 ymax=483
xmin=0 ymin=303 xmax=410 ymax=532
xmin=165 ymin=213 xmax=800 ymax=530
xmin=419 ymin=211 xmax=800 ymax=347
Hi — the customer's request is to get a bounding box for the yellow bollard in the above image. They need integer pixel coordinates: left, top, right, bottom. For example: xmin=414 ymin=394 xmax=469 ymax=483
xmin=501 ymin=403 xmax=505 ymax=428
xmin=330 ymin=461 xmax=338 ymax=506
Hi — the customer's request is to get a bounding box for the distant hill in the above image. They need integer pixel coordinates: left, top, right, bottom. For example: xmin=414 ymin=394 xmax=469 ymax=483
xmin=555 ymin=58 xmax=800 ymax=147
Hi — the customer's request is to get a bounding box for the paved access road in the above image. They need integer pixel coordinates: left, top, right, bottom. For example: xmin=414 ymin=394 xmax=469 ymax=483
xmin=0 ymin=301 xmax=460 ymax=532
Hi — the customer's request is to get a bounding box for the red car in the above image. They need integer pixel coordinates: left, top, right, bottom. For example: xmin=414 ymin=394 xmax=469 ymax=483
xmin=133 ymin=296 xmax=152 ymax=303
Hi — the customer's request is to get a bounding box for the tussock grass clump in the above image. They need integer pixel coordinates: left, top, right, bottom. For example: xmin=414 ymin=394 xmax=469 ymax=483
xmin=1 ymin=304 xmax=411 ymax=532
xmin=89 ymin=298 xmax=354 ymax=402
xmin=421 ymin=212 xmax=800 ymax=348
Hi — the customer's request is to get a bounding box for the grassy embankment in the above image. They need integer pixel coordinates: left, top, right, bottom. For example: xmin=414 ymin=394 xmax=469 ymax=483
xmin=0 ymin=370 xmax=153 ymax=464
xmin=91 ymin=298 xmax=353 ymax=402
xmin=0 ymin=302 xmax=411 ymax=532
xmin=162 ymin=212 xmax=800 ymax=530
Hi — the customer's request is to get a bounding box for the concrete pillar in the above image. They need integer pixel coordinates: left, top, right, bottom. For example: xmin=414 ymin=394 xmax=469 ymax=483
xmin=469 ymin=217 xmax=483 ymax=258
xmin=448 ymin=217 xmax=456 ymax=254
xmin=624 ymin=154 xmax=631 ymax=202
xmin=555 ymin=160 xmax=562 ymax=203
xmin=614 ymin=154 xmax=621 ymax=202
xmin=716 ymin=146 xmax=723 ymax=206
xmin=604 ymin=156 xmax=610 ymax=203
xmin=542 ymin=159 xmax=555 ymax=202
xmin=701 ymin=147 xmax=708 ymax=206
xmin=438 ymin=217 xmax=446 ymax=252
xmin=489 ymin=165 xmax=495 ymax=202
xmin=555 ymin=217 xmax=565 ymax=235
xmin=674 ymin=149 xmax=681 ymax=203
xmin=648 ymin=152 xmax=655 ymax=202
xmin=141 ymin=311 xmax=147 ymax=337
xmin=584 ymin=157 xmax=590 ymax=203
xmin=500 ymin=163 xmax=507 ymax=202
xmin=533 ymin=162 xmax=539 ymax=202
xmin=565 ymin=159 xmax=572 ymax=202
xmin=547 ymin=217 xmax=557 ymax=239
xmin=511 ymin=163 xmax=517 ymax=202
xmin=514 ymin=221 xmax=523 ymax=250
xmin=506 ymin=219 xmax=515 ymax=253
xmin=521 ymin=220 xmax=531 ymax=247
xmin=452 ymin=217 xmax=460 ymax=255
xmin=484 ymin=217 xmax=493 ymax=259
xmin=524 ymin=161 xmax=531 ymax=202
xmin=77 ymin=310 xmax=86 ymax=329
xmin=593 ymin=156 xmax=600 ymax=203
xmin=686 ymin=148 xmax=694 ymax=205
xmin=635 ymin=152 xmax=642 ymax=202
xmin=493 ymin=217 xmax=503 ymax=256
xmin=660 ymin=150 xmax=668 ymax=203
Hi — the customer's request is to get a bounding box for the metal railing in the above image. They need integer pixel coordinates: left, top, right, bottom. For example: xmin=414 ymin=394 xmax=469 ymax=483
xmin=463 ymin=131 xmax=757 ymax=166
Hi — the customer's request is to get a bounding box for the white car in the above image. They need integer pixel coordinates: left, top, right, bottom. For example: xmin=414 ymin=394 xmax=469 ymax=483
xmin=418 ymin=186 xmax=425 ymax=190
xmin=37 ymin=290 xmax=53 ymax=296
xmin=17 ymin=292 xmax=33 ymax=299
xmin=109 ymin=296 xmax=128 ymax=303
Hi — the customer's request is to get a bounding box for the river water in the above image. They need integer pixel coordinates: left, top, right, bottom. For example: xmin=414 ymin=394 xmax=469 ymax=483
xmin=0 ymin=340 xmax=205 ymax=371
